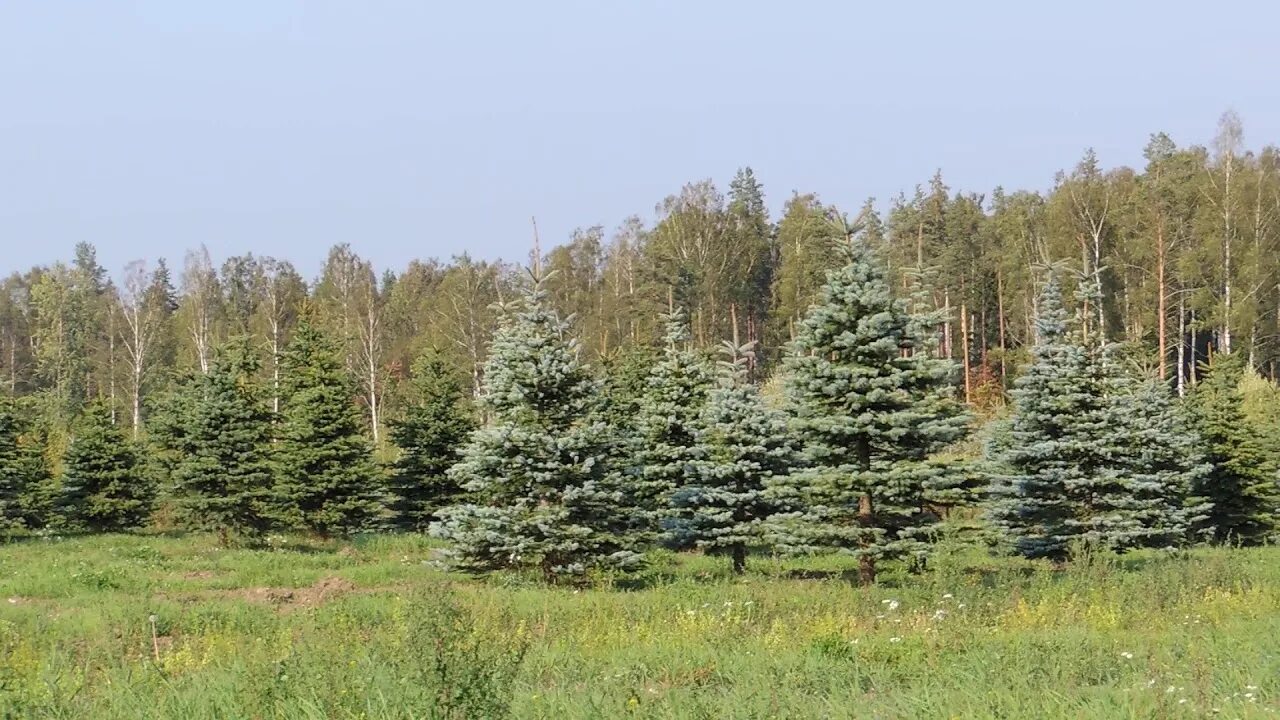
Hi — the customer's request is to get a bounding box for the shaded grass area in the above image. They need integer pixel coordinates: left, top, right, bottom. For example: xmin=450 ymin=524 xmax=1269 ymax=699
xmin=1 ymin=534 xmax=1277 ymax=718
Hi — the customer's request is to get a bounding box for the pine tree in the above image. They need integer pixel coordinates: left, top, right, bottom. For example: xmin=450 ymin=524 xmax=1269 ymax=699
xmin=171 ymin=338 xmax=279 ymax=542
xmin=671 ymin=341 xmax=798 ymax=573
xmin=275 ymin=318 xmax=384 ymax=537
xmin=987 ymin=275 xmax=1108 ymax=560
xmin=773 ymin=227 xmax=969 ymax=583
xmin=434 ymin=274 xmax=640 ymax=580
xmin=387 ymin=348 xmax=474 ymax=531
xmin=0 ymin=399 xmax=40 ymax=534
xmin=1187 ymin=353 xmax=1279 ymax=544
xmin=632 ymin=307 xmax=713 ymax=544
xmin=1105 ymin=375 xmax=1211 ymax=548
xmin=57 ymin=404 xmax=153 ymax=532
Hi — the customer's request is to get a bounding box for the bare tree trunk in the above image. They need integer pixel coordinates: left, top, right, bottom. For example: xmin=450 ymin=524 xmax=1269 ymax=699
xmin=1157 ymin=220 xmax=1168 ymax=380
xmin=1190 ymin=308 xmax=1198 ymax=386
xmin=942 ymin=289 xmax=952 ymax=359
xmin=857 ymin=492 xmax=875 ymax=586
xmin=997 ymin=268 xmax=1007 ymax=382
xmin=960 ymin=298 xmax=971 ymax=403
xmin=855 ymin=438 xmax=875 ymax=586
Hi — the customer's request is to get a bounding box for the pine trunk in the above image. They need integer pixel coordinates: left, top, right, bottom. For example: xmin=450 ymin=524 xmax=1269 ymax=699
xmin=1157 ymin=220 xmax=1168 ymax=380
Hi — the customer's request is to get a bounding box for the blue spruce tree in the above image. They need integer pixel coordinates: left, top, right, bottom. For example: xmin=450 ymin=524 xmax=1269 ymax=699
xmin=772 ymin=226 xmax=968 ymax=584
xmin=632 ymin=307 xmax=713 ymax=546
xmin=671 ymin=341 xmax=798 ymax=573
xmin=434 ymin=273 xmax=640 ymax=580
xmin=1101 ymin=365 xmax=1211 ymax=550
xmin=986 ymin=274 xmax=1103 ymax=560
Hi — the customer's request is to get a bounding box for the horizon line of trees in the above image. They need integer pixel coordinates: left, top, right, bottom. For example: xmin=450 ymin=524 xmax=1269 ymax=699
xmin=1 ymin=112 xmax=1278 ymax=446
xmin=1 ymin=111 xmax=1279 ymax=582
xmin=1 ymin=226 xmax=1276 ymax=584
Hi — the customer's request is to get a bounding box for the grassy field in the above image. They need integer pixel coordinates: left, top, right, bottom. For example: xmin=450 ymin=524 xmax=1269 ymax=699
xmin=0 ymin=534 xmax=1277 ymax=719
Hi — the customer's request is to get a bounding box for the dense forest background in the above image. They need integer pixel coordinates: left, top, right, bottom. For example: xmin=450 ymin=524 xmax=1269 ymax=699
xmin=2 ymin=112 xmax=1276 ymax=455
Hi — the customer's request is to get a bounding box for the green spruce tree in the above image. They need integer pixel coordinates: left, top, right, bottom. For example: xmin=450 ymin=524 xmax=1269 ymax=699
xmin=773 ymin=225 xmax=969 ymax=583
xmin=1186 ymin=353 xmax=1279 ymax=544
xmin=434 ymin=273 xmax=640 ymax=580
xmin=0 ymin=399 xmax=42 ymax=534
xmin=171 ymin=338 xmax=279 ymax=542
xmin=632 ymin=307 xmax=713 ymax=544
xmin=275 ymin=318 xmax=384 ymax=537
xmin=57 ymin=404 xmax=153 ymax=532
xmin=672 ymin=341 xmax=798 ymax=573
xmin=387 ymin=348 xmax=475 ymax=531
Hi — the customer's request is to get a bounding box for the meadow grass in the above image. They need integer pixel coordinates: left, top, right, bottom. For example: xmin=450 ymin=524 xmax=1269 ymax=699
xmin=0 ymin=533 xmax=1277 ymax=719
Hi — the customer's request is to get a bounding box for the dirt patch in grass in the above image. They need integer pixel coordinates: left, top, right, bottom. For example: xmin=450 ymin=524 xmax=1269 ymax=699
xmin=182 ymin=570 xmax=216 ymax=580
xmin=232 ymin=576 xmax=358 ymax=609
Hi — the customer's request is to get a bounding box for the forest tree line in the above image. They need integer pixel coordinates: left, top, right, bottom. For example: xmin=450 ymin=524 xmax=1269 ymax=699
xmin=1 ymin=113 xmax=1278 ymax=581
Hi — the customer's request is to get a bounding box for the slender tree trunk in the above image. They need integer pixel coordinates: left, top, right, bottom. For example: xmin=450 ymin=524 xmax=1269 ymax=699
xmin=1157 ymin=220 xmax=1168 ymax=380
xmin=1190 ymin=309 xmax=1198 ymax=386
xmin=1221 ymin=153 xmax=1234 ymax=355
xmin=1177 ymin=293 xmax=1186 ymax=396
xmin=132 ymin=362 xmax=142 ymax=437
xmin=960 ymin=299 xmax=971 ymax=403
xmin=855 ymin=438 xmax=875 ymax=586
xmin=997 ymin=268 xmax=1007 ymax=382
xmin=857 ymin=492 xmax=875 ymax=586
xmin=731 ymin=544 xmax=746 ymax=575
xmin=942 ymin=289 xmax=952 ymax=359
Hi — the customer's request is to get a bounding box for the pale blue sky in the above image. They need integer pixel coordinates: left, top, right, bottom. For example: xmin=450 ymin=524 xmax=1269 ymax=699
xmin=3 ymin=1 xmax=1278 ymax=280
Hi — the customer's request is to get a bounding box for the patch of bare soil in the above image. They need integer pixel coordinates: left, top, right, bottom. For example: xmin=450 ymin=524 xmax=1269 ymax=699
xmin=233 ymin=576 xmax=358 ymax=609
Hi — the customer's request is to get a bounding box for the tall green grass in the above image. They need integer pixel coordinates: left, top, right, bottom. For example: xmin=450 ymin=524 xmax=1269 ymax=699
xmin=1 ymin=534 xmax=1276 ymax=718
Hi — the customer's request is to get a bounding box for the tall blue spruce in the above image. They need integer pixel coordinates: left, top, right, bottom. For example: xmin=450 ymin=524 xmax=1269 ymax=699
xmin=433 ymin=272 xmax=640 ymax=580
xmin=632 ymin=307 xmax=713 ymax=544
xmin=275 ymin=318 xmax=384 ymax=537
xmin=1101 ymin=366 xmax=1211 ymax=549
xmin=1187 ymin=352 xmax=1279 ymax=545
xmin=987 ymin=275 xmax=1107 ymax=559
xmin=773 ymin=226 xmax=969 ymax=584
xmin=670 ymin=340 xmax=798 ymax=573
xmin=387 ymin=348 xmax=475 ymax=531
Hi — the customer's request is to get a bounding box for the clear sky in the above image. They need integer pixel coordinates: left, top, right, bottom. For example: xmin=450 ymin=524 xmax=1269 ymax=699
xmin=3 ymin=1 xmax=1278 ymax=280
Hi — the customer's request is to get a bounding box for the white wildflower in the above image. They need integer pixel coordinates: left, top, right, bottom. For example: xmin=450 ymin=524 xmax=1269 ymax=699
xmin=1120 ymin=652 xmax=1134 ymax=660
xmin=888 ymin=637 xmax=902 ymax=643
